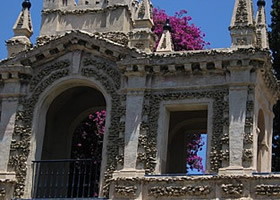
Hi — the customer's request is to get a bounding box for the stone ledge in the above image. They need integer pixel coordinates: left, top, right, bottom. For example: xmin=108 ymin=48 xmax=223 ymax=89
xmin=0 ymin=172 xmax=16 ymax=183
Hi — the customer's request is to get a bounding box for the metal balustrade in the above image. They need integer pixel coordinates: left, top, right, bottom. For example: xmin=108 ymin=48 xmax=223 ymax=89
xmin=32 ymin=159 xmax=101 ymax=198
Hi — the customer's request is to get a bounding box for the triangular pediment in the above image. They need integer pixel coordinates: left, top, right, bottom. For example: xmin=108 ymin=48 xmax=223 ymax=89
xmin=0 ymin=30 xmax=144 ymax=67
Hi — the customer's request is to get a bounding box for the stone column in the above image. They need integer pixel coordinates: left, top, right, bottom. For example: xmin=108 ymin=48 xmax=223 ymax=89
xmin=114 ymin=74 xmax=146 ymax=177
xmin=228 ymin=86 xmax=248 ymax=167
xmin=219 ymin=62 xmax=252 ymax=175
xmin=0 ymin=78 xmax=21 ymax=197
xmin=123 ymin=90 xmax=144 ymax=169
xmin=0 ymin=98 xmax=19 ymax=172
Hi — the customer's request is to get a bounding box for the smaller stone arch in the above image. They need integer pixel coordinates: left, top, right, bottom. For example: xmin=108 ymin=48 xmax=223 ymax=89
xmin=165 ymin=110 xmax=208 ymax=174
xmin=256 ymin=109 xmax=268 ymax=172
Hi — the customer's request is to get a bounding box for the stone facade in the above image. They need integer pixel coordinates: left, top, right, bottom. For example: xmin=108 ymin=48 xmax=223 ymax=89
xmin=0 ymin=0 xmax=279 ymax=200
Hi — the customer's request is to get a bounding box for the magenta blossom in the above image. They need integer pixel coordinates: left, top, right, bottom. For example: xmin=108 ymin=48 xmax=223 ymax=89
xmin=153 ymin=8 xmax=210 ymax=51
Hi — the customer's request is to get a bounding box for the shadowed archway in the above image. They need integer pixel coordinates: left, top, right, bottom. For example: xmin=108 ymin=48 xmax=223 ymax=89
xmin=34 ymin=86 xmax=106 ymax=198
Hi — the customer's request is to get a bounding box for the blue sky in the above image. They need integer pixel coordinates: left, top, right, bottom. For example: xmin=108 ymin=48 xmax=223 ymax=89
xmin=0 ymin=0 xmax=272 ymax=59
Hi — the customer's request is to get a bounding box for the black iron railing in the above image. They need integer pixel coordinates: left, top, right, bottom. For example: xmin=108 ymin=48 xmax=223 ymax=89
xmin=32 ymin=159 xmax=101 ymax=198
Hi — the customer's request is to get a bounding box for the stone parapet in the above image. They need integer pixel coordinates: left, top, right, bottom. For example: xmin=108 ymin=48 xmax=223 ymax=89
xmin=109 ymin=174 xmax=280 ymax=199
xmin=0 ymin=172 xmax=16 ymax=200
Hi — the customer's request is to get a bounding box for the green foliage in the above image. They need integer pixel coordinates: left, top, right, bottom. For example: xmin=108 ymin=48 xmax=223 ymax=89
xmin=270 ymin=0 xmax=280 ymax=171
xmin=270 ymin=0 xmax=280 ymax=77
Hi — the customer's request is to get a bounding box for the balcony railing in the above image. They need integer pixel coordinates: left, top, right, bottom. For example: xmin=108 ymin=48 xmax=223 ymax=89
xmin=32 ymin=159 xmax=101 ymax=198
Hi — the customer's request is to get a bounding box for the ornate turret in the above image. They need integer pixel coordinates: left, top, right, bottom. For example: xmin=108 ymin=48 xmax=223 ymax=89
xmin=40 ymin=0 xmax=135 ymax=38
xmin=43 ymin=0 xmax=75 ymax=9
xmin=6 ymin=0 xmax=33 ymax=57
xmin=156 ymin=19 xmax=174 ymax=52
xmin=229 ymin=0 xmax=256 ymax=48
xmin=256 ymin=0 xmax=269 ymax=49
xmin=128 ymin=0 xmax=155 ymax=53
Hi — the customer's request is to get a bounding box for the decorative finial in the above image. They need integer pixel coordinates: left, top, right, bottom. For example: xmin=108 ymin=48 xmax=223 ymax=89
xmin=22 ymin=0 xmax=31 ymax=10
xmin=156 ymin=18 xmax=174 ymax=52
xmin=257 ymin=0 xmax=266 ymax=7
xmin=163 ymin=19 xmax=172 ymax=32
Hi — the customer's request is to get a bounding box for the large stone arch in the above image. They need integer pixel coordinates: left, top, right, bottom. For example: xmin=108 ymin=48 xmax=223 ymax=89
xmin=8 ymin=57 xmax=125 ymax=198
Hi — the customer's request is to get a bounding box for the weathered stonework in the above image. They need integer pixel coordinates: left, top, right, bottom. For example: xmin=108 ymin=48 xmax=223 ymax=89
xmin=0 ymin=188 xmax=5 ymax=197
xmin=6 ymin=56 xmax=126 ymax=198
xmin=42 ymin=5 xmax=130 ymax=16
xmin=137 ymin=89 xmax=229 ymax=173
xmin=255 ymin=184 xmax=280 ymax=196
xmin=243 ymin=86 xmax=255 ymax=166
xmin=235 ymin=0 xmax=249 ymax=24
xmin=29 ymin=61 xmax=70 ymax=91
xmin=221 ymin=183 xmax=243 ymax=196
xmin=37 ymin=32 xmax=129 ymax=47
xmin=114 ymin=185 xmax=137 ymax=197
xmin=148 ymin=185 xmax=211 ymax=197
xmin=0 ymin=179 xmax=16 ymax=200
xmin=0 ymin=0 xmax=279 ymax=199
xmin=8 ymin=64 xmax=70 ymax=198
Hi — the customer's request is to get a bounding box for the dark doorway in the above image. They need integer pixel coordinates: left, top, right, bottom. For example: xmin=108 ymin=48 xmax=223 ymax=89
xmin=33 ymin=86 xmax=106 ymax=198
xmin=165 ymin=110 xmax=208 ymax=174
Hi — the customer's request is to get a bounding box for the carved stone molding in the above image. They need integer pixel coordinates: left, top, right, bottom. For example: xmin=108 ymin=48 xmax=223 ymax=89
xmin=148 ymin=185 xmax=211 ymax=197
xmin=0 ymin=188 xmax=5 ymax=197
xmin=243 ymin=149 xmax=253 ymax=160
xmin=256 ymin=184 xmax=280 ymax=196
xmin=243 ymin=86 xmax=254 ymax=165
xmin=8 ymin=59 xmax=124 ymax=198
xmin=37 ymin=32 xmax=128 ymax=46
xmin=235 ymin=0 xmax=249 ymax=24
xmin=137 ymin=89 xmax=229 ymax=173
xmin=8 ymin=67 xmax=70 ymax=198
xmin=262 ymin=69 xmax=280 ymax=98
xmin=221 ymin=183 xmax=243 ymax=196
xmin=29 ymin=61 xmax=70 ymax=91
xmin=42 ymin=5 xmax=130 ymax=16
xmin=114 ymin=185 xmax=137 ymax=197
xmin=83 ymin=58 xmax=121 ymax=90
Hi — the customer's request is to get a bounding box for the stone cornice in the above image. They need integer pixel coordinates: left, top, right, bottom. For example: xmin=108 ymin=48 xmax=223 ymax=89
xmin=37 ymin=32 xmax=129 ymax=46
xmin=112 ymin=174 xmax=280 ymax=182
xmin=42 ymin=5 xmax=130 ymax=15
xmin=119 ymin=48 xmax=270 ymax=65
xmin=118 ymin=49 xmax=269 ymax=74
xmin=0 ymin=30 xmax=144 ymax=66
xmin=118 ymin=48 xmax=279 ymax=98
xmin=262 ymin=68 xmax=280 ymax=100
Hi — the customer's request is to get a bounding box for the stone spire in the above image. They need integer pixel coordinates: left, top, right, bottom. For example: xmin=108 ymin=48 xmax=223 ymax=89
xmin=128 ymin=0 xmax=155 ymax=53
xmin=135 ymin=0 xmax=153 ymax=23
xmin=229 ymin=0 xmax=256 ymax=48
xmin=256 ymin=0 xmax=269 ymax=49
xmin=156 ymin=19 xmax=174 ymax=52
xmin=7 ymin=0 xmax=33 ymax=57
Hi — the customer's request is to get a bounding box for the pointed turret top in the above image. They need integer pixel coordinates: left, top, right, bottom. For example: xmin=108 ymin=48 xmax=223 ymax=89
xmin=256 ymin=0 xmax=267 ymax=25
xmin=156 ymin=19 xmax=174 ymax=53
xmin=256 ymin=0 xmax=269 ymax=48
xmin=6 ymin=0 xmax=33 ymax=57
xmin=230 ymin=0 xmax=255 ymax=27
xmin=13 ymin=0 xmax=33 ymax=38
xmin=135 ymin=0 xmax=153 ymax=22
xmin=22 ymin=0 xmax=31 ymax=10
xmin=229 ymin=0 xmax=257 ymax=48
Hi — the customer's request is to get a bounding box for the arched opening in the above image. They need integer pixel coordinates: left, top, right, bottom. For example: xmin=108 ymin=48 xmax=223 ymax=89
xmin=257 ymin=109 xmax=267 ymax=172
xmin=33 ymin=86 xmax=106 ymax=198
xmin=165 ymin=109 xmax=208 ymax=174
